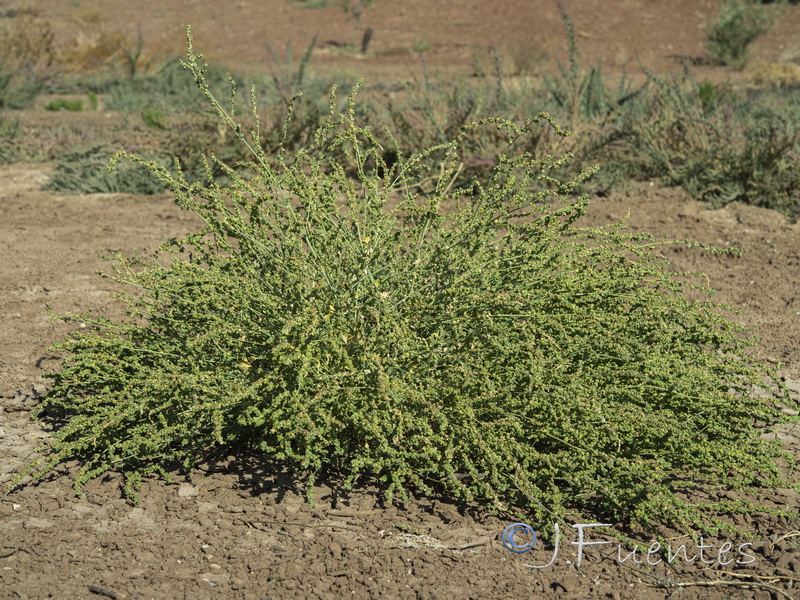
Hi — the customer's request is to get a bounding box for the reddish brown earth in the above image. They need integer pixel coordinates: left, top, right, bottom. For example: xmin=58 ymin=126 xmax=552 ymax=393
xmin=2 ymin=1 xmax=800 ymax=599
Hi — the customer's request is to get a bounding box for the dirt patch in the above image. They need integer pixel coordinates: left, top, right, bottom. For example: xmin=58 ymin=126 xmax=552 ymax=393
xmin=32 ymin=0 xmax=800 ymax=83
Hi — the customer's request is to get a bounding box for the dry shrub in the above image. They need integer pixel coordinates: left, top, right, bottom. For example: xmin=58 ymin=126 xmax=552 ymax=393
xmin=0 ymin=15 xmax=55 ymax=70
xmin=472 ymin=42 xmax=548 ymax=78
xmin=57 ymin=31 xmax=132 ymax=73
xmin=748 ymin=59 xmax=800 ymax=87
xmin=0 ymin=0 xmax=38 ymax=19
xmin=68 ymin=6 xmax=106 ymax=25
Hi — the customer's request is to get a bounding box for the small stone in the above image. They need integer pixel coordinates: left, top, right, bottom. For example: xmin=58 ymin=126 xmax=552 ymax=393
xmin=178 ymin=483 xmax=198 ymax=497
xmin=775 ymin=551 xmax=796 ymax=570
xmin=560 ymin=573 xmax=582 ymax=593
xmin=784 ymin=378 xmax=800 ymax=394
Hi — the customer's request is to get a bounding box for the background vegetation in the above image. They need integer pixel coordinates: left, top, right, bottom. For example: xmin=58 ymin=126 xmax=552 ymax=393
xmin=706 ymin=0 xmax=783 ymax=69
xmin=2 ymin=3 xmax=799 ymax=217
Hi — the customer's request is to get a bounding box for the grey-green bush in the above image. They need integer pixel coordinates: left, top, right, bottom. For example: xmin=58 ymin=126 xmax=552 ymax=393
xmin=706 ymin=0 xmax=782 ymax=69
xmin=13 ymin=31 xmax=799 ymax=542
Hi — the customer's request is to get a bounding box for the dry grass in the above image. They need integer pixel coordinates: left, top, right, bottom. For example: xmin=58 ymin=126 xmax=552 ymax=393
xmin=0 ymin=15 xmax=55 ymax=70
xmin=68 ymin=6 xmax=106 ymax=26
xmin=56 ymin=31 xmax=133 ymax=74
xmin=472 ymin=42 xmax=548 ymax=78
xmin=748 ymin=58 xmax=800 ymax=86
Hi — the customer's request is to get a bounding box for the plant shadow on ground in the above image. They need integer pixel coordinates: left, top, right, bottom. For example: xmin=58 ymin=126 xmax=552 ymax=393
xmin=203 ymin=449 xmax=492 ymax=525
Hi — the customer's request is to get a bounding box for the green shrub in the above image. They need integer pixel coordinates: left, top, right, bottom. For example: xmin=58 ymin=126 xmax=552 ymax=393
xmin=601 ymin=71 xmax=800 ymax=217
xmin=44 ymin=98 xmax=84 ymax=112
xmin=706 ymin=0 xmax=782 ymax=69
xmin=539 ymin=3 xmax=647 ymax=127
xmin=0 ymin=63 xmax=44 ymax=108
xmin=697 ymin=80 xmax=719 ymax=115
xmin=43 ymin=145 xmax=167 ymax=194
xmin=13 ymin=32 xmax=799 ymax=540
xmin=0 ymin=115 xmax=23 ymax=163
xmin=141 ymin=107 xmax=166 ymax=129
xmin=103 ymin=57 xmax=219 ymax=114
xmin=264 ymin=36 xmax=319 ymax=108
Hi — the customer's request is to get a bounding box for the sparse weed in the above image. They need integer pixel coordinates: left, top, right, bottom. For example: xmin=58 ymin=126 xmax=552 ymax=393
xmin=57 ymin=24 xmax=165 ymax=79
xmin=371 ymin=53 xmax=553 ymax=190
xmin=288 ymin=0 xmax=375 ymax=50
xmin=543 ymin=3 xmax=647 ymax=125
xmin=599 ymin=70 xmax=800 ymax=216
xmin=0 ymin=63 xmax=44 ymax=108
xmin=103 ymin=57 xmax=219 ymax=114
xmin=0 ymin=115 xmax=23 ymax=163
xmin=0 ymin=14 xmax=55 ymax=71
xmin=23 ymin=121 xmax=116 ymax=163
xmin=410 ymin=34 xmax=430 ymax=54
xmin=392 ymin=523 xmax=426 ymax=535
xmin=0 ymin=13 xmax=53 ymax=108
xmin=44 ymin=145 xmax=166 ymax=194
xmin=748 ymin=58 xmax=800 ymax=87
xmin=118 ymin=27 xmax=163 ymax=79
xmin=474 ymin=42 xmax=549 ymax=78
xmin=0 ymin=1 xmax=796 ymax=219
xmin=289 ymin=0 xmax=374 ymax=25
xmin=264 ymin=36 xmax=319 ymax=108
xmin=706 ymin=0 xmax=782 ymax=69
xmin=68 ymin=5 xmax=106 ymax=26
